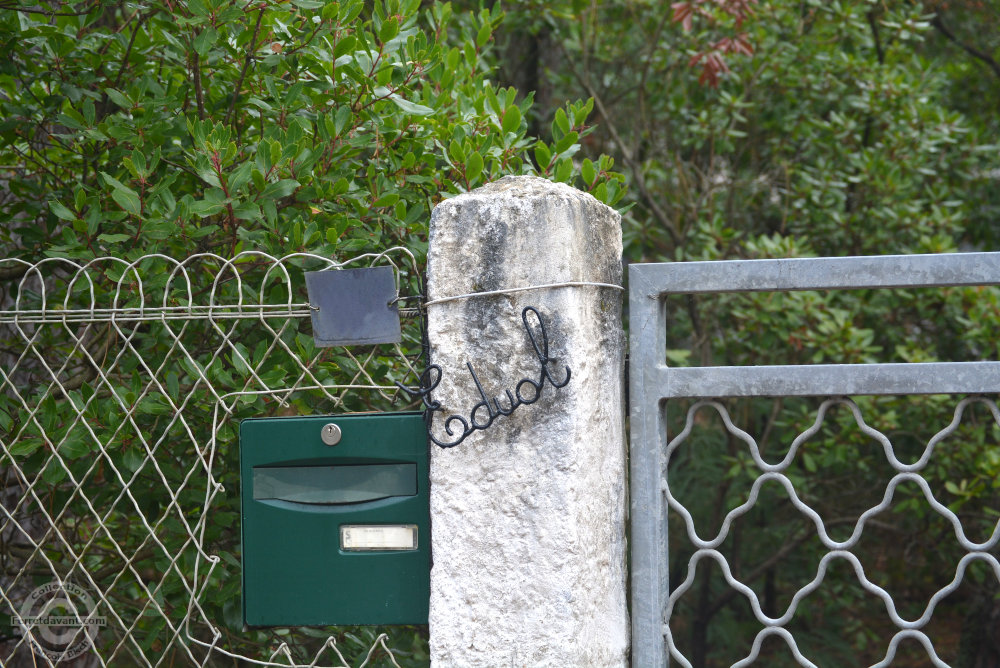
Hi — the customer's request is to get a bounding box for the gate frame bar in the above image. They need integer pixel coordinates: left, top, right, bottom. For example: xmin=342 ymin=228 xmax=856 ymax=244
xmin=628 ymin=251 xmax=1000 ymax=667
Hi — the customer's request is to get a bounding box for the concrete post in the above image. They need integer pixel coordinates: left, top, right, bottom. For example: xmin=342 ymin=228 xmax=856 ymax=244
xmin=426 ymin=175 xmax=628 ymax=666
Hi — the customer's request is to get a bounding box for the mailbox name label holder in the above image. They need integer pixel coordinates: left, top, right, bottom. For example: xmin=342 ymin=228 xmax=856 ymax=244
xmin=341 ymin=524 xmax=418 ymax=551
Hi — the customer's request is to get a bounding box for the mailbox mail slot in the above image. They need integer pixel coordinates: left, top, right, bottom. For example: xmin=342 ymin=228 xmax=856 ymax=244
xmin=252 ymin=464 xmax=417 ymax=504
xmin=240 ymin=412 xmax=429 ymax=627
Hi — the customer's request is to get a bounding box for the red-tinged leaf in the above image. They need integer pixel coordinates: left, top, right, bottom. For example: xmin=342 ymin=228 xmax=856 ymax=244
xmin=734 ymin=34 xmax=754 ymax=55
xmin=695 ymin=52 xmax=729 ymax=88
xmin=714 ymin=35 xmax=753 ymax=56
xmin=698 ymin=66 xmax=718 ymax=88
xmin=671 ymin=2 xmax=694 ymax=32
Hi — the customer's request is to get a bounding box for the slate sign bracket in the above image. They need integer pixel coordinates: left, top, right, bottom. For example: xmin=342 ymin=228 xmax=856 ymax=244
xmin=305 ymin=266 xmax=402 ymax=347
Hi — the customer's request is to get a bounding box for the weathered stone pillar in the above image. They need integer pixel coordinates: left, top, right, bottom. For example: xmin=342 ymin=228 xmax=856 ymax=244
xmin=426 ymin=176 xmax=628 ymax=666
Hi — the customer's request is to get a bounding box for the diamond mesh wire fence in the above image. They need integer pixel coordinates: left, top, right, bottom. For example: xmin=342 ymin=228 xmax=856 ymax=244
xmin=0 ymin=249 xmax=429 ymax=667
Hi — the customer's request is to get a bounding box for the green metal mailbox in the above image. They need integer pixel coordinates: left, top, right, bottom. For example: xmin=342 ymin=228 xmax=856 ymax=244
xmin=240 ymin=412 xmax=429 ymax=627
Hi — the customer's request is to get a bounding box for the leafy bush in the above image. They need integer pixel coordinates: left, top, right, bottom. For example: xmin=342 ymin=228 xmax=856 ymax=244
xmin=1 ymin=0 xmax=622 ymax=263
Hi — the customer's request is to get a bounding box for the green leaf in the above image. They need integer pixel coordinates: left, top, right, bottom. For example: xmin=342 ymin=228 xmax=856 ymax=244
xmin=574 ymin=98 xmax=594 ymax=126
xmin=228 ymin=163 xmax=253 ymax=193
xmin=389 ymin=95 xmax=434 ymax=116
xmin=449 ymin=139 xmax=465 ymax=164
xmin=340 ymin=0 xmax=363 ymax=23
xmin=98 ymin=233 xmax=132 ymax=243
xmin=592 ymin=181 xmax=608 ymax=203
xmin=7 ymin=438 xmax=41 ymax=457
xmin=193 ymin=27 xmax=217 ymax=57
xmin=501 ymin=105 xmax=521 ymax=135
xmin=233 ymin=201 xmax=261 ymax=220
xmin=49 ymin=201 xmax=76 ymax=221
xmin=123 ymin=446 xmax=145 ymax=473
xmin=269 ymin=140 xmax=282 ymax=169
xmin=339 ymin=238 xmax=367 ymax=252
xmin=58 ymin=111 xmax=85 ymax=130
xmin=262 ymin=179 xmax=300 ymax=199
xmin=60 ymin=431 xmax=91 ymax=459
xmin=263 ymin=199 xmax=277 ymax=225
xmin=321 ymin=1 xmax=340 ymax=21
xmin=143 ymin=220 xmax=178 ymax=240
xmin=99 ymin=171 xmax=128 ymax=192
xmin=41 ymin=462 xmax=67 ymax=485
xmin=466 ymin=150 xmax=484 ymax=185
xmin=105 ymin=88 xmax=131 ymax=109
xmin=131 ymin=149 xmax=147 ymax=178
xmin=372 ymin=193 xmax=399 ymax=208
xmin=82 ymin=98 xmax=95 ymax=125
xmin=554 ymin=157 xmax=573 ymax=183
xmin=188 ymin=0 xmax=209 ymax=17
xmin=446 ymin=47 xmax=460 ymax=71
xmin=476 ymin=22 xmax=491 ymax=48
xmin=112 ymin=188 xmax=141 ymax=216
xmin=581 ymin=158 xmax=596 ymax=185
xmin=534 ymin=143 xmax=552 ymax=171
xmin=188 ymin=223 xmax=220 ymax=238
xmin=554 ymin=107 xmax=571 ymax=136
xmin=378 ymin=16 xmax=398 ymax=43
xmin=554 ymin=131 xmax=579 ymax=155
xmin=165 ymin=372 xmax=180 ymax=401
xmin=138 ymin=396 xmax=172 ymax=416
xmin=333 ymin=34 xmax=356 ymax=59
xmin=190 ymin=199 xmax=224 ymax=217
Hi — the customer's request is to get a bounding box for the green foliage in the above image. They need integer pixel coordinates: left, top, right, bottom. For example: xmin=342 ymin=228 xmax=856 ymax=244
xmin=486 ymin=0 xmax=1000 ymax=664
xmin=0 ymin=0 xmax=621 ymax=264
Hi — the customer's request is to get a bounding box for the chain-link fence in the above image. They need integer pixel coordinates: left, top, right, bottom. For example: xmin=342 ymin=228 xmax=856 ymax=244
xmin=0 ymin=249 xmax=429 ymax=667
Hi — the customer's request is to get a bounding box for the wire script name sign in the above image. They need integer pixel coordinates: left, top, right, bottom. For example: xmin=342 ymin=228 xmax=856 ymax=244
xmin=398 ymin=306 xmax=571 ymax=448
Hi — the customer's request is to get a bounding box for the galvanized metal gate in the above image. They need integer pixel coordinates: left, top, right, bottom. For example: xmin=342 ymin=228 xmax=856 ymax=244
xmin=628 ymin=252 xmax=1000 ymax=667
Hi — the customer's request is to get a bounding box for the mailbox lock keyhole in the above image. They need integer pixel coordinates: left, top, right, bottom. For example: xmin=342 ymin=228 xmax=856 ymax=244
xmin=321 ymin=423 xmax=342 ymax=446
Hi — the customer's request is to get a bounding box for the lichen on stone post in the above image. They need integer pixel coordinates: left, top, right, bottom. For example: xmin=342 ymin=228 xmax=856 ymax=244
xmin=426 ymin=175 xmax=628 ymax=667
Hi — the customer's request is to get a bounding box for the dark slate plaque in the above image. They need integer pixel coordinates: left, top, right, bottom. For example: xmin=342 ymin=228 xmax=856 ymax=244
xmin=305 ymin=267 xmax=401 ymax=346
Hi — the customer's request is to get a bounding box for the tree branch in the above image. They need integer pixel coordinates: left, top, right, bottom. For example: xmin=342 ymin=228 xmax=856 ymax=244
xmin=0 ymin=0 xmax=98 ymax=16
xmin=932 ymin=12 xmax=1000 ymax=82
xmin=557 ymin=42 xmax=682 ymax=249
xmin=226 ymin=5 xmax=266 ymax=134
xmin=112 ymin=11 xmax=151 ymax=91
xmin=191 ymin=51 xmax=205 ymax=120
xmin=0 ymin=264 xmax=28 ymax=281
xmin=867 ymin=11 xmax=885 ymax=65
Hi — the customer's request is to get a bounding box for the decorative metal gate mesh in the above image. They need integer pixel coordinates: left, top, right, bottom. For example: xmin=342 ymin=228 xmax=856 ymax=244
xmin=0 ymin=249 xmax=427 ymax=667
xmin=628 ymin=253 xmax=1000 ymax=667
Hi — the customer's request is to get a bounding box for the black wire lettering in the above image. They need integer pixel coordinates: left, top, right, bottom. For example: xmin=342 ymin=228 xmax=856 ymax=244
xmin=397 ymin=306 xmax=571 ymax=448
